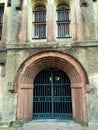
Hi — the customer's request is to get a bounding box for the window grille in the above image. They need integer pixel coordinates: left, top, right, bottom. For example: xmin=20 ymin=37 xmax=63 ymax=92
xmin=33 ymin=6 xmax=46 ymax=39
xmin=0 ymin=4 xmax=4 ymax=40
xmin=56 ymin=5 xmax=71 ymax=38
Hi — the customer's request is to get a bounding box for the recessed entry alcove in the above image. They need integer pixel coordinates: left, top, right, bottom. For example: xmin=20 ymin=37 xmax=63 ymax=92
xmin=16 ymin=51 xmax=89 ymax=124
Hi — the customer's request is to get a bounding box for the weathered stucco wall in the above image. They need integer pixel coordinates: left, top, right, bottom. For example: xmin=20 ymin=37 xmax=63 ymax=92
xmin=2 ymin=0 xmax=98 ymax=44
xmin=0 ymin=0 xmax=98 ymax=128
xmin=0 ymin=41 xmax=98 ymax=125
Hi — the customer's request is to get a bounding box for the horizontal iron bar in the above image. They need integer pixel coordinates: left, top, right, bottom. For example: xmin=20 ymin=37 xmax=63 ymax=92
xmin=34 ymin=83 xmax=70 ymax=85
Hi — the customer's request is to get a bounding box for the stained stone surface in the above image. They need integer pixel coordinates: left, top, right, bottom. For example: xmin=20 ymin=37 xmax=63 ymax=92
xmin=0 ymin=0 xmax=98 ymax=128
xmin=0 ymin=121 xmax=98 ymax=130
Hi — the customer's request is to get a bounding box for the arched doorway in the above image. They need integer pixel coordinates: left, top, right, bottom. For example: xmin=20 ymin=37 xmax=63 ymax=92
xmin=16 ymin=51 xmax=90 ymax=124
xmin=33 ymin=68 xmax=72 ymax=120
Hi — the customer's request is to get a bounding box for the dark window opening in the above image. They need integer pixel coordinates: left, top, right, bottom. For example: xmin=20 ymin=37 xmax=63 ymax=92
xmin=56 ymin=5 xmax=71 ymax=38
xmin=7 ymin=0 xmax=11 ymax=7
xmin=33 ymin=68 xmax=72 ymax=120
xmin=16 ymin=0 xmax=23 ymax=10
xmin=32 ymin=6 xmax=46 ymax=39
xmin=80 ymin=0 xmax=88 ymax=7
xmin=0 ymin=4 xmax=4 ymax=40
xmin=93 ymin=0 xmax=97 ymax=2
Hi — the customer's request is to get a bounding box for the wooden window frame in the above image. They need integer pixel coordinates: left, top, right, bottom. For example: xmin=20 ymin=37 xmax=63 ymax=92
xmin=56 ymin=5 xmax=71 ymax=39
xmin=32 ymin=6 xmax=46 ymax=39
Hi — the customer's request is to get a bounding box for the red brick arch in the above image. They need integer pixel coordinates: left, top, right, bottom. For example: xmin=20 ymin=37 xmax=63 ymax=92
xmin=16 ymin=51 xmax=90 ymax=124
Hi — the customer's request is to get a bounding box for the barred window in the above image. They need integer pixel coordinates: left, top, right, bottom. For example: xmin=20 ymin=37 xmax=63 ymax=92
xmin=32 ymin=6 xmax=46 ymax=39
xmin=0 ymin=4 xmax=4 ymax=40
xmin=56 ymin=5 xmax=71 ymax=38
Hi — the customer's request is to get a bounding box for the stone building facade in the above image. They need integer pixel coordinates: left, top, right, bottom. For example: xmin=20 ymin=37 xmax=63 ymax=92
xmin=0 ymin=0 xmax=98 ymax=128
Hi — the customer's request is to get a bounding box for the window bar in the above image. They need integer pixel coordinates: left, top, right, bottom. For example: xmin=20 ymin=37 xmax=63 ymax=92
xmin=39 ymin=25 xmax=41 ymax=38
xmin=36 ymin=12 xmax=38 ymax=22
xmin=37 ymin=12 xmax=39 ymax=23
xmin=60 ymin=11 xmax=61 ymax=21
xmin=42 ymin=12 xmax=43 ymax=22
xmin=61 ymin=24 xmax=63 ymax=37
xmin=42 ymin=24 xmax=44 ymax=38
xmin=40 ymin=11 xmax=41 ymax=22
xmin=58 ymin=12 xmax=60 ymax=21
xmin=37 ymin=12 xmax=40 ymax=22
xmin=58 ymin=24 xmax=59 ymax=38
xmin=62 ymin=11 xmax=64 ymax=21
xmin=42 ymin=24 xmax=43 ymax=38
xmin=65 ymin=24 xmax=67 ymax=37
xmin=58 ymin=24 xmax=60 ymax=38
xmin=36 ymin=25 xmax=39 ymax=38
xmin=63 ymin=23 xmax=65 ymax=37
xmin=40 ymin=12 xmax=41 ymax=22
xmin=64 ymin=24 xmax=66 ymax=37
xmin=59 ymin=24 xmax=61 ymax=37
xmin=66 ymin=23 xmax=67 ymax=37
xmin=38 ymin=24 xmax=39 ymax=38
xmin=40 ymin=24 xmax=41 ymax=39
xmin=67 ymin=23 xmax=69 ymax=36
xmin=62 ymin=23 xmax=63 ymax=37
xmin=44 ymin=24 xmax=45 ymax=38
xmin=40 ymin=24 xmax=43 ymax=38
xmin=43 ymin=12 xmax=44 ymax=22
xmin=35 ymin=12 xmax=36 ymax=22
xmin=59 ymin=11 xmax=61 ymax=21
xmin=66 ymin=10 xmax=69 ymax=21
xmin=44 ymin=25 xmax=45 ymax=38
xmin=64 ymin=11 xmax=66 ymax=21
xmin=59 ymin=24 xmax=61 ymax=38
xmin=66 ymin=23 xmax=68 ymax=36
xmin=37 ymin=12 xmax=38 ymax=22
xmin=61 ymin=23 xmax=63 ymax=37
xmin=34 ymin=25 xmax=36 ymax=38
xmin=41 ymin=11 xmax=42 ymax=22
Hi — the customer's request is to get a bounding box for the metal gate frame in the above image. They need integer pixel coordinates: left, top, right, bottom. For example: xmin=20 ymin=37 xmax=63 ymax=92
xmin=33 ymin=68 xmax=72 ymax=120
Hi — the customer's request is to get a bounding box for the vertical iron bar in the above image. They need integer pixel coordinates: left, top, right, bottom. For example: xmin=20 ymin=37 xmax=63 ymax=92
xmin=51 ymin=69 xmax=54 ymax=117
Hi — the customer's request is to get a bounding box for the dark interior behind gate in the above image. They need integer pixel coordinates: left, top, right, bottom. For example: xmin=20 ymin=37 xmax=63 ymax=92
xmin=33 ymin=68 xmax=72 ymax=120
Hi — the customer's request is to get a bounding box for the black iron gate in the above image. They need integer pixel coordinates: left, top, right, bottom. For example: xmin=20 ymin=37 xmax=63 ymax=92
xmin=33 ymin=68 xmax=72 ymax=120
